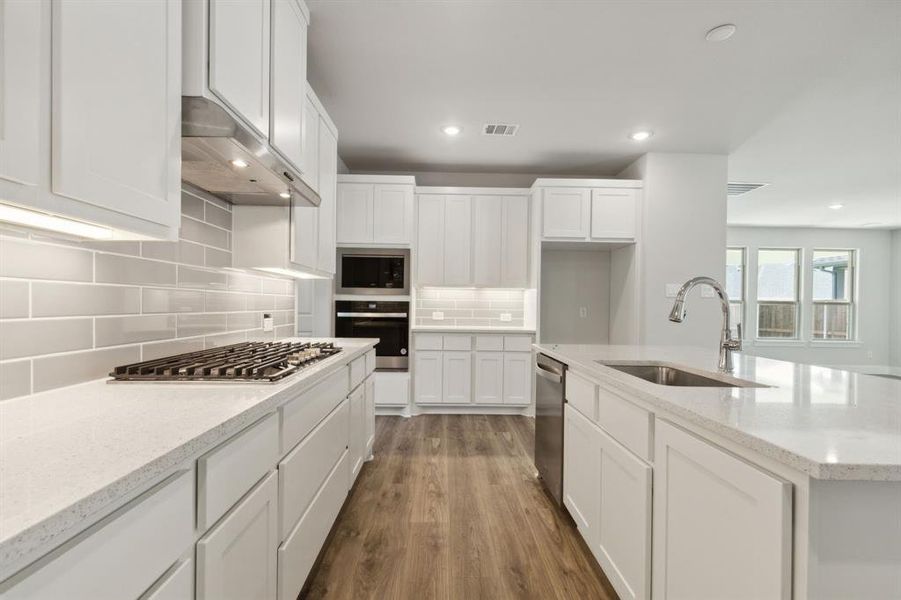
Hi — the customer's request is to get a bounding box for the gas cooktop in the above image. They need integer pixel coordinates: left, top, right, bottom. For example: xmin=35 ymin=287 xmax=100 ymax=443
xmin=109 ymin=341 xmax=342 ymax=383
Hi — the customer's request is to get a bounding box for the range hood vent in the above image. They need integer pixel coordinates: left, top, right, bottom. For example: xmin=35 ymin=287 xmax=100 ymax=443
xmin=181 ymin=96 xmax=320 ymax=208
xmin=727 ymin=182 xmax=768 ymax=196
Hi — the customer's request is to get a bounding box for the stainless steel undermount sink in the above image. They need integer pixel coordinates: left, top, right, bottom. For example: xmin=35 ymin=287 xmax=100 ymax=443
xmin=597 ymin=362 xmax=764 ymax=388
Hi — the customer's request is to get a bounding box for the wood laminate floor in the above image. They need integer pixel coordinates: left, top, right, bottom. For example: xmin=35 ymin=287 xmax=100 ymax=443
xmin=302 ymin=415 xmax=618 ymax=600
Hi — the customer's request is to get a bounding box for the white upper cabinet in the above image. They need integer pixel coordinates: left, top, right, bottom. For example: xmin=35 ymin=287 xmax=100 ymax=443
xmin=591 ymin=188 xmax=638 ymax=241
xmin=415 ymin=194 xmax=445 ymax=285
xmin=372 ymin=184 xmax=415 ymax=244
xmin=336 ymin=175 xmax=416 ymax=246
xmin=0 ymin=0 xmax=41 ymax=188
xmin=316 ymin=117 xmax=338 ymax=274
xmin=443 ymin=195 xmax=472 ymax=286
xmin=300 ymin=92 xmax=319 ymax=191
xmin=473 ymin=196 xmax=504 ymax=286
xmin=208 ymin=0 xmax=270 ymax=136
xmin=52 ymin=0 xmax=181 ymax=236
xmin=501 ymin=195 xmax=530 ymax=286
xmin=269 ymin=0 xmax=309 ymax=172
xmin=535 ymin=179 xmax=641 ymax=244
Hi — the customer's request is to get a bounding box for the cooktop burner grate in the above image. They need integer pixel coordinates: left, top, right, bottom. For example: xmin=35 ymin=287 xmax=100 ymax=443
xmin=109 ymin=341 xmax=342 ymax=382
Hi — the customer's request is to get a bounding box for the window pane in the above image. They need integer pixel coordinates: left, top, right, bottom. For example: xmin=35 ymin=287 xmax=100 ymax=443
xmin=813 ymin=303 xmax=851 ymax=340
xmin=812 ymin=250 xmax=852 ymax=301
xmin=726 ymin=248 xmax=744 ymax=301
xmin=758 ymin=302 xmax=797 ymax=338
xmin=757 ymin=249 xmax=798 ymax=301
xmin=729 ymin=301 xmax=743 ymax=337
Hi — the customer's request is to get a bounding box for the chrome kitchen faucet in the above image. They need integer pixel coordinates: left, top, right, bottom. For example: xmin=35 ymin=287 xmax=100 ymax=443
xmin=668 ymin=276 xmax=743 ymax=372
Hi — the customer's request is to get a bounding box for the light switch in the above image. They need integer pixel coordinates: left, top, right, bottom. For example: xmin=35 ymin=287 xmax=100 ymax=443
xmin=432 ymin=311 xmax=444 ymax=321
xmin=665 ymin=284 xmax=681 ymax=298
xmin=579 ymin=307 xmax=588 ymax=318
xmin=262 ymin=313 xmax=273 ymax=332
xmin=500 ymin=313 xmax=512 ymax=322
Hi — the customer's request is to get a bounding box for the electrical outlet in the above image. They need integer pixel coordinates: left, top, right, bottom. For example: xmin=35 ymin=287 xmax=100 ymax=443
xmin=432 ymin=311 xmax=445 ymax=321
xmin=262 ymin=313 xmax=273 ymax=332
xmin=665 ymin=284 xmax=680 ymax=298
xmin=500 ymin=313 xmax=512 ymax=322
xmin=579 ymin=306 xmax=588 ymax=318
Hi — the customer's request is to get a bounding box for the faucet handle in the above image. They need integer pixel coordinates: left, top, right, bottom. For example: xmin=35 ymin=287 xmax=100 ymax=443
xmin=736 ymin=323 xmax=742 ymax=341
xmin=727 ymin=323 xmax=743 ymax=350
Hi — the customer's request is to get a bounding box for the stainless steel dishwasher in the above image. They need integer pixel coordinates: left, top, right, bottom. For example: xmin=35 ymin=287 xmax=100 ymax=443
xmin=534 ymin=353 xmax=567 ymax=506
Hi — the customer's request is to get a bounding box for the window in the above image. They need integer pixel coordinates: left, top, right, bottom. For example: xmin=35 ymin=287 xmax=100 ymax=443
xmin=812 ymin=249 xmax=854 ymax=340
xmin=725 ymin=248 xmax=745 ymax=337
xmin=757 ymin=249 xmax=800 ymax=339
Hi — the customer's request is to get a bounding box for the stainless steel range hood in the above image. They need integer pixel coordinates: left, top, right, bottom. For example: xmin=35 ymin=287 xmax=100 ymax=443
xmin=181 ymin=96 xmax=320 ymax=208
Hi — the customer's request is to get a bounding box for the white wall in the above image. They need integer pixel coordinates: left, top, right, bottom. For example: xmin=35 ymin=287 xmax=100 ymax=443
xmin=727 ymin=226 xmax=894 ymax=368
xmin=540 ymin=249 xmax=610 ymax=343
xmin=619 ymin=153 xmax=729 ymax=347
xmin=890 ymin=229 xmax=901 ymax=367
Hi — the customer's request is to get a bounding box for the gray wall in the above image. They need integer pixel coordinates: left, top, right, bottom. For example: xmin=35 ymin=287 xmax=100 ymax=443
xmin=540 ymin=249 xmax=611 ymax=343
xmin=728 ymin=226 xmax=894 ymax=368
xmin=619 ymin=153 xmax=729 ymax=348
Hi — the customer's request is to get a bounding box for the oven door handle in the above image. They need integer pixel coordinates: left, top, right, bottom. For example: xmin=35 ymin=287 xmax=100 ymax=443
xmin=336 ymin=312 xmax=408 ymax=318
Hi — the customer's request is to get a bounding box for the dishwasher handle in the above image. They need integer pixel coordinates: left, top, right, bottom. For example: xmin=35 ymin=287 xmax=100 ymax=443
xmin=535 ymin=361 xmax=563 ymax=383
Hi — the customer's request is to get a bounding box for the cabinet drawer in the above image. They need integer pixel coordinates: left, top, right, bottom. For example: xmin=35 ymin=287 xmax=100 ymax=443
xmin=443 ymin=334 xmax=472 ymax=351
xmin=279 ymin=398 xmax=349 ymax=539
xmin=566 ymin=371 xmax=598 ymax=421
xmin=503 ymin=335 xmax=533 ymax=352
xmin=350 ymin=356 xmax=366 ymax=390
xmin=280 ymin=367 xmax=348 ymax=454
xmin=475 ymin=335 xmax=503 ymax=351
xmin=198 ymin=413 xmax=279 ymax=531
xmin=415 ymin=333 xmax=443 ymax=350
xmin=277 ymin=450 xmax=350 ymax=600
xmin=142 ymin=558 xmax=194 ymax=600
xmin=365 ymin=349 xmax=376 ymax=375
xmin=3 ymin=471 xmax=193 ymax=600
xmin=597 ymin=384 xmax=653 ymax=461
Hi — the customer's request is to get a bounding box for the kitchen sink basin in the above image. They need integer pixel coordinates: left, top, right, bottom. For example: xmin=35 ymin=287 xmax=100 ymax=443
xmin=597 ymin=362 xmax=762 ymax=388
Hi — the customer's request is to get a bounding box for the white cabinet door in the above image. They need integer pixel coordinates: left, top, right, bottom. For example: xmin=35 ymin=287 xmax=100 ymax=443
xmin=415 ymin=195 xmax=445 ymax=286
xmin=290 ymin=197 xmax=318 ymax=270
xmin=316 ymin=121 xmax=338 ymax=273
xmin=443 ymin=195 xmax=472 ymax=285
xmin=372 ymin=184 xmax=414 ymax=244
xmin=365 ymin=376 xmax=375 ymax=457
xmin=442 ymin=351 xmax=472 ymax=404
xmin=413 ymin=350 xmax=442 ymax=404
xmin=503 ymin=352 xmax=532 ymax=405
xmin=473 ymin=351 xmax=504 ymax=404
xmin=209 ymin=0 xmax=270 ymax=136
xmin=653 ymin=419 xmax=792 ymax=600
xmin=197 ymin=471 xmax=279 ymax=600
xmin=336 ymin=183 xmax=373 ymax=245
xmin=591 ymin=188 xmax=638 ymax=240
xmin=596 ymin=428 xmax=652 ymax=600
xmin=472 ymin=195 xmax=503 ymax=286
xmin=0 ymin=0 xmax=41 ymax=187
xmin=269 ymin=0 xmax=307 ymax=171
xmin=501 ymin=196 xmax=530 ymax=286
xmin=563 ymin=404 xmax=601 ymax=545
xmin=348 ymin=384 xmax=365 ymax=482
xmin=52 ymin=0 xmax=180 ymax=233
xmin=300 ymin=93 xmax=319 ymax=191
xmin=542 ymin=188 xmax=590 ymax=239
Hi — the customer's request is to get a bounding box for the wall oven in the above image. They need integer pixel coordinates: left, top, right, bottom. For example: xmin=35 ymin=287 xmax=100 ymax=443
xmin=336 ymin=248 xmax=410 ymax=296
xmin=335 ymin=300 xmax=409 ymax=370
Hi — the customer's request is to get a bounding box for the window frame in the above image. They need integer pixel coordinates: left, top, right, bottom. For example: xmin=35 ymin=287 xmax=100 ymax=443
xmin=725 ymin=246 xmax=747 ymax=339
xmin=755 ymin=247 xmax=802 ymax=341
xmin=810 ymin=248 xmax=856 ymax=342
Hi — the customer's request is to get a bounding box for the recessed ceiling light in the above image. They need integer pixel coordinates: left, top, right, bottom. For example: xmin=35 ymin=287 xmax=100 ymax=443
xmin=828 ymin=203 xmax=844 ymax=210
xmin=442 ymin=125 xmax=462 ymax=136
xmin=706 ymin=24 xmax=737 ymax=42
xmin=279 ymin=191 xmax=291 ymax=199
xmin=230 ymin=159 xmax=249 ymax=168
xmin=629 ymin=131 xmax=653 ymax=141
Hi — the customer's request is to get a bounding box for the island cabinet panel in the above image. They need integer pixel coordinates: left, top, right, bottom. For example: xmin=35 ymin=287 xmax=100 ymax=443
xmin=197 ymin=471 xmax=278 ymax=600
xmin=563 ymin=404 xmax=601 ymax=542
xmin=0 ymin=471 xmax=193 ymax=600
xmin=197 ymin=412 xmax=279 ymax=531
xmin=279 ymin=367 xmax=349 ymax=454
xmin=365 ymin=376 xmax=376 ymax=457
xmin=143 ymin=558 xmax=194 ymax=600
xmin=348 ymin=384 xmax=366 ymax=481
xmin=653 ymin=419 xmax=792 ymax=600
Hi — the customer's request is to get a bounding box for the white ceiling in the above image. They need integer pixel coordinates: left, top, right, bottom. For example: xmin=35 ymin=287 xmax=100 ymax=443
xmin=306 ymin=1 xmax=901 ymax=228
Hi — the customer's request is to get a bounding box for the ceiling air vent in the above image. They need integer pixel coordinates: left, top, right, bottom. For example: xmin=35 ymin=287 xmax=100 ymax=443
xmin=482 ymin=123 xmax=519 ymax=136
xmin=727 ymin=182 xmax=768 ymax=196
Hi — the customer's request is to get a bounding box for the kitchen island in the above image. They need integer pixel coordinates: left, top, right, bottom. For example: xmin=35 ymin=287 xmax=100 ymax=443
xmin=536 ymin=343 xmax=901 ymax=600
xmin=0 ymin=337 xmax=378 ymax=599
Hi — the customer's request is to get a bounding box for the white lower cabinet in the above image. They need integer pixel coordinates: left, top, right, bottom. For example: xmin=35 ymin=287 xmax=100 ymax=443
xmin=653 ymin=419 xmax=792 ymax=600
xmin=414 ymin=350 xmax=443 ymax=403
xmin=348 ymin=383 xmax=366 ymax=482
xmin=474 ymin=351 xmax=504 ymax=404
xmin=563 ymin=405 xmax=602 ymax=538
xmin=502 ymin=352 xmax=532 ymax=405
xmin=142 ymin=559 xmax=194 ymax=600
xmin=442 ymin=351 xmax=473 ymax=404
xmin=196 ymin=471 xmax=278 ymax=600
xmin=365 ymin=377 xmax=376 ymax=457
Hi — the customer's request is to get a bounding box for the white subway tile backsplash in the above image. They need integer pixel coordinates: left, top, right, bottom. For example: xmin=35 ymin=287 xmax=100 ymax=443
xmin=226 ymin=312 xmax=261 ymax=331
xmin=79 ymin=241 xmax=141 ymax=256
xmin=177 ymin=265 xmax=227 ymax=289
xmin=0 ymin=360 xmax=31 ymax=400
xmin=261 ymin=278 xmax=291 ymax=295
xmin=204 ymin=247 xmax=231 ymax=269
xmin=227 ymin=272 xmax=261 ymax=293
xmin=248 ymin=295 xmax=275 ymax=311
xmin=0 ymin=318 xmax=93 ymax=360
xmin=142 ymin=338 xmax=204 ymax=361
xmin=204 ymin=203 xmax=232 ymax=229
xmin=0 ymin=237 xmax=93 ymax=281
xmin=180 ymin=216 xmax=228 ymax=249
xmin=205 ymin=331 xmax=247 ymax=349
xmin=205 ymin=291 xmax=246 ymax=312
xmin=141 ymin=240 xmax=205 ymax=266
xmin=96 ymin=254 xmax=176 ymax=286
xmin=177 ymin=313 xmax=227 ymax=338
xmin=33 ymin=346 xmax=141 ymax=393
xmin=272 ymin=311 xmax=294 ymax=326
xmin=274 ymin=295 xmax=294 ymax=310
xmin=181 ymin=191 xmax=205 ymax=220
xmin=0 ymin=280 xmax=29 ymax=318
xmin=96 ymin=315 xmax=177 ymax=347
xmin=32 ymin=283 xmax=140 ymax=317
xmin=142 ymin=288 xmax=204 ymax=314
xmin=413 ymin=287 xmax=527 ymax=329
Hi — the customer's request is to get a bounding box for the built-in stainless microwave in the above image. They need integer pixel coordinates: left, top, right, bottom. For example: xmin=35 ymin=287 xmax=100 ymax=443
xmin=336 ymin=248 xmax=410 ymax=296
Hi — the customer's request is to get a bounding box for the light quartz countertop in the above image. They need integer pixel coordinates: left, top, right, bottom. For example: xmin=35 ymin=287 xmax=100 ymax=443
xmin=0 ymin=338 xmax=377 ymax=580
xmin=535 ymin=344 xmax=901 ymax=482
xmin=411 ymin=325 xmax=536 ymax=334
